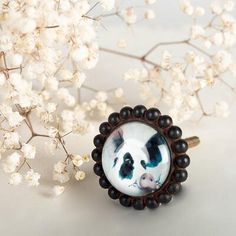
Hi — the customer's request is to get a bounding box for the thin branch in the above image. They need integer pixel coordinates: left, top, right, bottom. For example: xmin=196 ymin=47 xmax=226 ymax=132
xmin=186 ymin=42 xmax=212 ymax=58
xmin=100 ymin=47 xmax=158 ymax=67
xmin=196 ymin=91 xmax=210 ymax=116
xmin=82 ymin=84 xmax=99 ymax=92
xmin=61 ymin=131 xmax=73 ymax=138
xmin=84 ymin=2 xmax=100 ymax=15
xmin=143 ymin=39 xmax=190 ymax=58
xmin=57 ymin=134 xmax=70 ymax=156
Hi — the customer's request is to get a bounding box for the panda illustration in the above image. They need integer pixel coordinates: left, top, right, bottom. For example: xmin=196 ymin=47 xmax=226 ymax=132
xmin=112 ymin=128 xmax=164 ymax=179
xmin=102 ymin=121 xmax=171 ymax=197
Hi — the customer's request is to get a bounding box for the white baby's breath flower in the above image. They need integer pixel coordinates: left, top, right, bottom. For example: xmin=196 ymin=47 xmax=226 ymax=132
xmin=224 ymin=1 xmax=234 ymax=12
xmin=73 ymin=122 xmax=91 ymax=135
xmin=46 ymin=103 xmax=57 ymax=113
xmin=180 ymin=0 xmax=194 ymax=15
xmin=121 ymin=8 xmax=137 ymax=24
xmin=2 ymin=152 xmax=21 ymax=173
xmin=99 ymin=0 xmax=115 ymax=11
xmin=97 ymin=102 xmax=107 ymax=112
xmin=45 ymin=139 xmax=58 ymax=155
xmin=210 ymin=2 xmax=223 ymax=15
xmin=75 ymin=170 xmax=86 ymax=181
xmin=57 ymin=88 xmax=76 ymax=107
xmin=21 ymin=143 xmax=36 ymax=159
xmin=54 ymin=161 xmax=67 ymax=173
xmin=114 ymin=88 xmax=124 ymax=98
xmin=73 ymin=72 xmax=86 ymax=88
xmin=223 ymin=32 xmax=236 ymax=48
xmin=161 ymin=50 xmax=172 ymax=69
xmin=9 ymin=53 xmax=23 ymax=67
xmin=195 ymin=6 xmax=205 ymax=16
xmin=117 ymin=39 xmax=127 ymax=48
xmin=144 ymin=9 xmax=156 ymax=19
xmin=72 ymin=155 xmax=83 ymax=167
xmin=213 ymin=50 xmax=232 ymax=72
xmin=19 ymin=18 xmax=36 ymax=34
xmin=7 ymin=112 xmax=24 ymax=128
xmin=0 ymin=35 xmax=13 ymax=51
xmin=144 ymin=0 xmax=156 ymax=4
xmin=82 ymin=154 xmax=90 ymax=162
xmin=25 ymin=169 xmax=40 ymax=186
xmin=191 ymin=25 xmax=205 ymax=39
xmin=53 ymin=172 xmax=70 ymax=183
xmin=47 ymin=126 xmax=58 ymax=138
xmin=45 ymin=77 xmax=59 ymax=91
xmin=96 ymin=91 xmax=108 ymax=102
xmin=3 ymin=132 xmax=20 ymax=149
xmin=124 ymin=68 xmax=148 ymax=81
xmin=53 ymin=185 xmax=65 ymax=196
xmin=71 ymin=46 xmax=89 ymax=62
xmin=9 ymin=173 xmax=23 ymax=186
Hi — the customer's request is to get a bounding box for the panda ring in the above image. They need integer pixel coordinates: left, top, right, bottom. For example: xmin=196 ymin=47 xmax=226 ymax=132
xmin=92 ymin=105 xmax=200 ymax=210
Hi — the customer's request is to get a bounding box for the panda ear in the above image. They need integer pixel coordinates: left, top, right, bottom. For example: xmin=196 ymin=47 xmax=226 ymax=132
xmin=112 ymin=128 xmax=124 ymax=153
xmin=142 ymin=133 xmax=165 ymax=168
xmin=145 ymin=133 xmax=165 ymax=149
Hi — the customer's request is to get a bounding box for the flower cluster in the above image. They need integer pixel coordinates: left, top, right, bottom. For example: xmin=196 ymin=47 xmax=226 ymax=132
xmin=141 ymin=0 xmax=235 ymax=121
xmin=0 ymin=0 xmax=156 ymax=195
xmin=101 ymin=0 xmax=236 ymax=122
xmin=0 ymin=0 xmax=118 ymax=194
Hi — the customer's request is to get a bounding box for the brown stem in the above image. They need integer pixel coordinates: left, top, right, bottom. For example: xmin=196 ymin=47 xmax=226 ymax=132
xmin=219 ymin=79 xmax=236 ymax=93
xmin=57 ymin=133 xmax=70 ymax=156
xmin=16 ymin=158 xmax=31 ymax=172
xmin=196 ymin=91 xmax=210 ymax=116
xmin=82 ymin=85 xmax=99 ymax=92
xmin=186 ymin=42 xmax=212 ymax=58
xmin=100 ymin=47 xmax=158 ymax=67
xmin=142 ymin=39 xmax=190 ymax=58
xmin=62 ymin=131 xmax=73 ymax=138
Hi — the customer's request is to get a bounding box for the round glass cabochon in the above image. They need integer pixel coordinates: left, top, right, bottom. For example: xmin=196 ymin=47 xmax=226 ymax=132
xmin=102 ymin=121 xmax=171 ymax=197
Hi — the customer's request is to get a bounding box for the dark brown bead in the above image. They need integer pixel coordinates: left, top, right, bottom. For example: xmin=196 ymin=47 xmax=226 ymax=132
xmin=91 ymin=149 xmax=101 ymax=162
xmin=175 ymin=155 xmax=190 ymax=168
xmin=157 ymin=193 xmax=172 ymax=204
xmin=173 ymin=139 xmax=188 ymax=153
xmin=146 ymin=108 xmax=161 ymax=121
xmin=146 ymin=197 xmax=159 ymax=209
xmin=93 ymin=163 xmax=103 ymax=176
xmin=158 ymin=115 xmax=173 ymax=128
xmin=119 ymin=195 xmax=132 ymax=207
xmin=99 ymin=122 xmax=111 ymax=135
xmin=133 ymin=105 xmax=147 ymax=118
xmin=99 ymin=176 xmax=110 ymax=189
xmin=173 ymin=170 xmax=188 ymax=182
xmin=133 ymin=198 xmax=145 ymax=210
xmin=120 ymin=106 xmax=133 ymax=119
xmin=108 ymin=187 xmax=120 ymax=200
xmin=108 ymin=112 xmax=120 ymax=126
xmin=93 ymin=134 xmax=105 ymax=148
xmin=167 ymin=183 xmax=181 ymax=194
xmin=168 ymin=126 xmax=182 ymax=139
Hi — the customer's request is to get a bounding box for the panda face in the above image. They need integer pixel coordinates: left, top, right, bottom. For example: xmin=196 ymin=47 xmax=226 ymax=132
xmin=102 ymin=121 xmax=171 ymax=197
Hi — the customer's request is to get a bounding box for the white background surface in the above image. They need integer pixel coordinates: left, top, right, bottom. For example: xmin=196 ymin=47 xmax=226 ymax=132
xmin=1 ymin=1 xmax=236 ymax=236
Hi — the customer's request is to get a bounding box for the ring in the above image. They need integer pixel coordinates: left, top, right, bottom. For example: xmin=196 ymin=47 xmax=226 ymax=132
xmin=92 ymin=105 xmax=200 ymax=210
